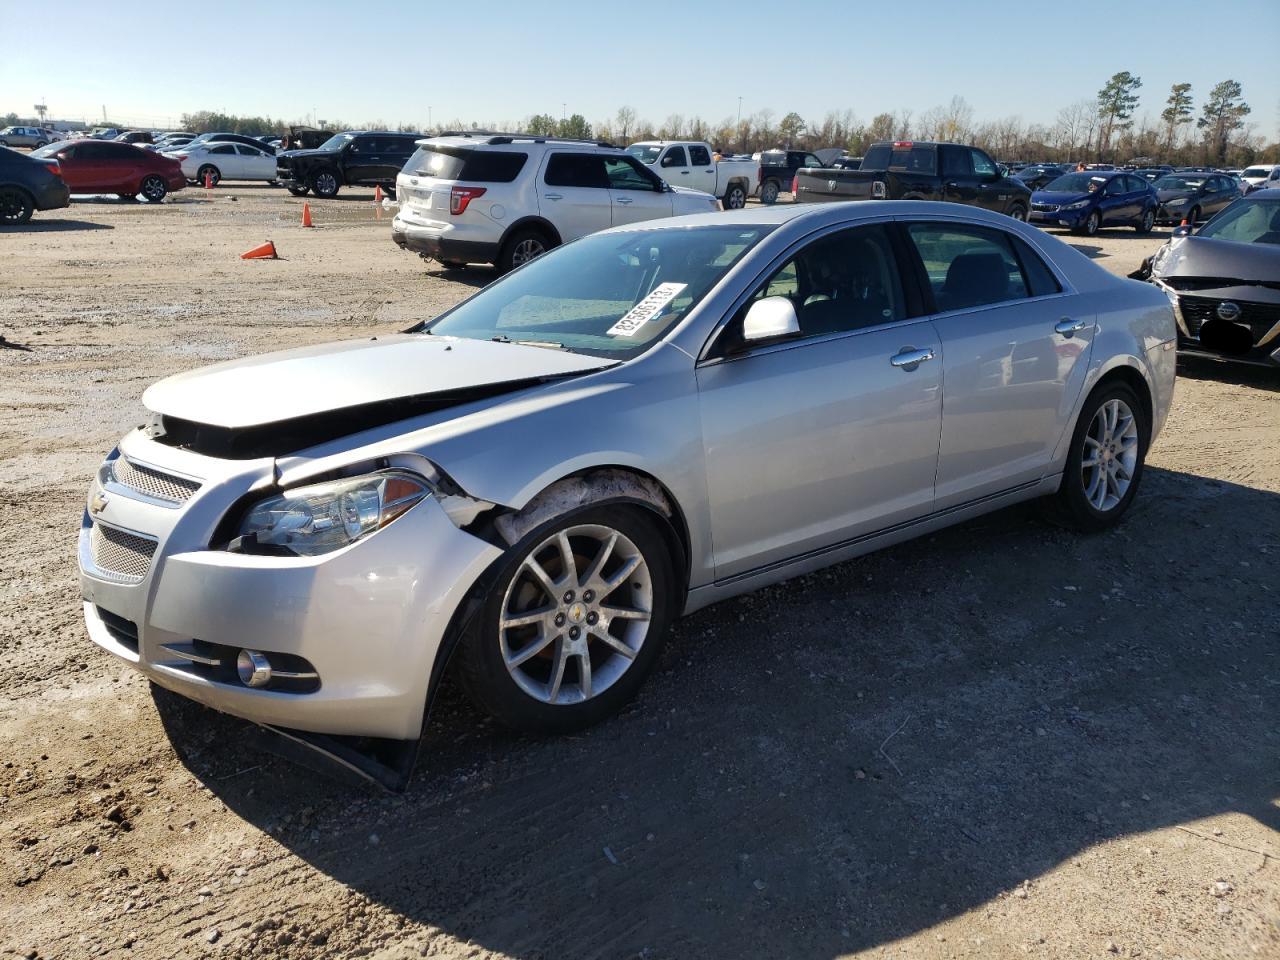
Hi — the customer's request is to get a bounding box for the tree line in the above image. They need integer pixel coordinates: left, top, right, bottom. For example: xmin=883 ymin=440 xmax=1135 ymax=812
xmin=8 ymin=75 xmax=1272 ymax=167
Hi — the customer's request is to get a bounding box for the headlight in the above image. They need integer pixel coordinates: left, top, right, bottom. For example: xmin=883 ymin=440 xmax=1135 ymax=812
xmin=1061 ymin=200 xmax=1090 ymax=211
xmin=1165 ymin=198 xmax=1188 ymax=206
xmin=237 ymin=470 xmax=429 ymax=556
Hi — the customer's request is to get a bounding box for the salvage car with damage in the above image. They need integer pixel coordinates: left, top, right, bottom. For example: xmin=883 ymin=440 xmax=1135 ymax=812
xmin=1139 ymin=188 xmax=1280 ymax=367
xmin=79 ymin=201 xmax=1175 ymax=786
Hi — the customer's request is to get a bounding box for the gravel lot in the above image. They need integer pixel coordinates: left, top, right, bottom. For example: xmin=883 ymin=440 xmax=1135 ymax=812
xmin=1 ymin=186 xmax=1277 ymax=960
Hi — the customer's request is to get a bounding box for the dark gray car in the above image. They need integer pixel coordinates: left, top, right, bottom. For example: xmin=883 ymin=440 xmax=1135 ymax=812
xmin=1153 ymin=172 xmax=1239 ymax=225
xmin=1147 ymin=188 xmax=1280 ymax=367
xmin=0 ymin=146 xmax=70 ymax=224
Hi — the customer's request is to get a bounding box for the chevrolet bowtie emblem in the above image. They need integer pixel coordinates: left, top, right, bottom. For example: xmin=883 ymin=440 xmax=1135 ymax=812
xmin=89 ymin=491 xmax=109 ymax=516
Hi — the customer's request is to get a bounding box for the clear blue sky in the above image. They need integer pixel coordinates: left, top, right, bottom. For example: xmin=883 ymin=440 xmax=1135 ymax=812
xmin=3 ymin=0 xmax=1278 ymax=138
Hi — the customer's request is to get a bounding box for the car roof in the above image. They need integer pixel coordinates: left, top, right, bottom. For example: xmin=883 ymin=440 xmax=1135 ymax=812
xmin=413 ymin=133 xmax=620 ymax=152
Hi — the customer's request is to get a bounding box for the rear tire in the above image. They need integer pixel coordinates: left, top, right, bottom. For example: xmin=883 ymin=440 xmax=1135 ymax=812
xmin=0 ymin=187 xmax=34 ymax=225
xmin=760 ymin=179 xmax=780 ymax=205
xmin=196 ymin=164 xmax=221 ymax=187
xmin=1041 ymin=381 xmax=1148 ymax=533
xmin=456 ymin=504 xmax=677 ymax=734
xmin=497 ymin=226 xmax=553 ymax=274
xmin=1135 ymin=207 xmax=1155 ymax=233
xmin=139 ymin=175 xmax=167 ymax=203
xmin=723 ymin=183 xmax=747 ymax=210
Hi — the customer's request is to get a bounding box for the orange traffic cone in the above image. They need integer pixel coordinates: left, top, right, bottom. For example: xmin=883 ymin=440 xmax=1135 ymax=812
xmin=241 ymin=240 xmax=278 ymax=260
xmin=374 ymin=185 xmax=383 ymax=203
xmin=301 ymin=203 xmax=313 ymax=228
xmin=204 ymin=172 xmax=213 ymax=190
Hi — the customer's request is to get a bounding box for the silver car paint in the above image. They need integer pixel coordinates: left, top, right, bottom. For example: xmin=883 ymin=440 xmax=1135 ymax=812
xmin=81 ymin=201 xmax=1175 ymax=740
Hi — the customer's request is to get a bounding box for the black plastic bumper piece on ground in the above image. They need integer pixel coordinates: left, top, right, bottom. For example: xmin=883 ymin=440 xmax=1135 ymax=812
xmin=255 ymin=724 xmax=421 ymax=792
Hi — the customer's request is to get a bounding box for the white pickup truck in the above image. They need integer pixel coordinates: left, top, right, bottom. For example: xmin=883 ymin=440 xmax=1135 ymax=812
xmin=626 ymin=141 xmax=758 ymax=209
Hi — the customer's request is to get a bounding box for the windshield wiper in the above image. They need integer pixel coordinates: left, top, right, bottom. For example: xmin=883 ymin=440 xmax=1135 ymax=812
xmin=490 ymin=335 xmax=570 ymax=351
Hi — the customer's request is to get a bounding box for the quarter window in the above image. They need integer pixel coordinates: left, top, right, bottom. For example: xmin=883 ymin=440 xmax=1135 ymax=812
xmin=905 ymin=223 xmax=1032 ymax=311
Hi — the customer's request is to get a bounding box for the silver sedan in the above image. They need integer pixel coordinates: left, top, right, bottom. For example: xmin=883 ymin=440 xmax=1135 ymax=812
xmin=79 ymin=201 xmax=1176 ymax=758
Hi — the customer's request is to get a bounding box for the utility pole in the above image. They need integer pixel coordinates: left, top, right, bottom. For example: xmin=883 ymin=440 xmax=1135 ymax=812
xmin=428 ymin=106 xmax=433 ymax=131
xmin=562 ymin=103 xmax=567 ymax=122
xmin=737 ymin=97 xmax=744 ymax=153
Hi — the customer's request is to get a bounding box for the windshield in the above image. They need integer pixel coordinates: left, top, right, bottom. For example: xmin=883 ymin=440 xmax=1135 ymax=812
xmin=422 ymin=225 xmax=768 ymax=359
xmin=1155 ymin=176 xmax=1205 ymax=191
xmin=1044 ymin=173 xmax=1108 ymax=193
xmin=1195 ymin=198 xmax=1280 ymax=245
xmin=315 ymin=133 xmax=354 ymax=151
xmin=1241 ymin=167 xmax=1270 ymax=178
xmin=626 ymin=145 xmax=662 ymax=164
xmin=30 ymin=141 xmax=75 ymax=158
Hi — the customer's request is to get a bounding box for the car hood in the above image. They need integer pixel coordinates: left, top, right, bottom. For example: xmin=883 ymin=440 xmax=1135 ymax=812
xmin=1151 ymin=235 xmax=1280 ymax=286
xmin=1032 ymin=190 xmax=1091 ymax=205
xmin=670 ymin=184 xmax=716 ymax=198
xmin=142 ymin=334 xmax=617 ymax=429
xmin=1156 ymin=188 xmax=1194 ymax=202
xmin=279 ymin=148 xmax=338 ymax=161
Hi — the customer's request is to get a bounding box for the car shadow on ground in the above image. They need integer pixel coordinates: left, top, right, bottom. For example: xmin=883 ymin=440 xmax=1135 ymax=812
xmin=5 ymin=218 xmax=114 ymax=232
xmin=1178 ymin=355 xmax=1280 ymax=394
xmin=155 ymin=465 xmax=1280 ymax=958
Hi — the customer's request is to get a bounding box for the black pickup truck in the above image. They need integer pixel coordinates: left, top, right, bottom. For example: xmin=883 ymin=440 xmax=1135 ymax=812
xmin=275 ymin=130 xmax=420 ymax=198
xmin=794 ymin=140 xmax=1032 ymax=220
xmin=757 ymin=148 xmax=827 ymax=204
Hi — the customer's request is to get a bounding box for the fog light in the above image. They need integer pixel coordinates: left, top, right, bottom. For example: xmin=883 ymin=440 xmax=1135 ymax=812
xmin=236 ymin=649 xmax=272 ymax=688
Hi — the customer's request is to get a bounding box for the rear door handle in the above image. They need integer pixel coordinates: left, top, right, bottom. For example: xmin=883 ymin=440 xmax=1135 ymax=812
xmin=1054 ymin=317 xmax=1089 ymax=337
xmin=615 ymin=196 xmax=633 ymax=204
xmin=543 ymin=193 xmax=563 ymax=201
xmin=890 ymin=347 xmax=935 ymax=369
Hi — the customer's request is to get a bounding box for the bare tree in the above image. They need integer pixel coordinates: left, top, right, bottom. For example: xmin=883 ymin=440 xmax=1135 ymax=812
xmin=615 ymin=106 xmax=636 ymax=142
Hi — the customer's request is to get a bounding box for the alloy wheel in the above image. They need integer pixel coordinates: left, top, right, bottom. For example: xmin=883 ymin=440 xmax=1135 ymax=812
xmin=140 ymin=176 xmax=166 ymax=202
xmin=511 ymin=237 xmax=546 ymax=266
xmin=499 ymin=523 xmax=653 ymax=705
xmin=0 ymin=188 xmax=33 ymax=224
xmin=314 ymin=173 xmax=337 ymax=196
xmin=1081 ymin=398 xmax=1138 ymax=512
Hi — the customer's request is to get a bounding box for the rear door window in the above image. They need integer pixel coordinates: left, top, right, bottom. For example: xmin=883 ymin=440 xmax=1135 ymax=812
xmin=905 ymin=222 xmax=1033 ymax=312
xmin=940 ymin=145 xmax=971 ymax=178
xmin=688 ymin=144 xmax=711 ymax=166
xmin=544 ymin=153 xmax=608 ymax=188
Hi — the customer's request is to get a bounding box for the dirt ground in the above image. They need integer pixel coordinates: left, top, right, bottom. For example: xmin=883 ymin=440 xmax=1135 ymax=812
xmin=1 ymin=185 xmax=1277 ymax=960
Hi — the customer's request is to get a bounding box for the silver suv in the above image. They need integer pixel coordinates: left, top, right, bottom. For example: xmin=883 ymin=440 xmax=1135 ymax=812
xmin=392 ymin=133 xmax=720 ymax=273
xmin=0 ymin=126 xmax=53 ymax=149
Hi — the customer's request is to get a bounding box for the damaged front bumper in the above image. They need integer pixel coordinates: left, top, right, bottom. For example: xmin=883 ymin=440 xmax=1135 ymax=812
xmin=79 ymin=429 xmax=502 ymax=742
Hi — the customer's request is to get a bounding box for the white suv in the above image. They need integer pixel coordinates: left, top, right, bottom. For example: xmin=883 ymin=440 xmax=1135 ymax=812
xmin=392 ymin=133 xmax=721 ymax=273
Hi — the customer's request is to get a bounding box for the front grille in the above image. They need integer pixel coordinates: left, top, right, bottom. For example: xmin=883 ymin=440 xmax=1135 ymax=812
xmin=1177 ymin=295 xmax=1280 ymax=343
xmin=96 ymin=607 xmax=139 ymax=653
xmin=1032 ymin=202 xmax=1060 ymax=213
xmin=90 ymin=522 xmax=157 ymax=582
xmin=111 ymin=458 xmax=200 ymax=503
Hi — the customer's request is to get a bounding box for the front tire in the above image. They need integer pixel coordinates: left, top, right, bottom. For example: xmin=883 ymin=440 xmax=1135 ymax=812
xmin=1136 ymin=207 xmax=1155 ymax=233
xmin=140 ymin=175 xmax=167 ymax=203
xmin=1008 ymin=203 xmax=1027 ymax=222
xmin=0 ymin=187 xmax=34 ymax=225
xmin=1187 ymin=205 xmax=1200 ymax=225
xmin=723 ymin=184 xmax=747 ymax=210
xmin=310 ymin=170 xmax=339 ymax=198
xmin=1042 ymin=381 xmax=1148 ymax=533
xmin=456 ymin=504 xmax=677 ymax=734
xmin=760 ymin=179 xmax=780 ymax=205
xmin=1080 ymin=210 xmax=1101 ymax=236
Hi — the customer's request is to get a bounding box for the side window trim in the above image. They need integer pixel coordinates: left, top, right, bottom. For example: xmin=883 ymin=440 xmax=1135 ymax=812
xmin=697 ymin=219 xmax=927 ymax=365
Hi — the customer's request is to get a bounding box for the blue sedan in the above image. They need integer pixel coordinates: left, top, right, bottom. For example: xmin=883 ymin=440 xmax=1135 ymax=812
xmin=1030 ymin=171 xmax=1158 ymax=236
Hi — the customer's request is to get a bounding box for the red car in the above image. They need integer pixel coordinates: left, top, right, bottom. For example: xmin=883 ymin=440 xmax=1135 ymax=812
xmin=30 ymin=140 xmax=186 ymax=202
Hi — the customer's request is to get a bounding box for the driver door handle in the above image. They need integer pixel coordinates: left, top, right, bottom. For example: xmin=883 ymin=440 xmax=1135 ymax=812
xmin=890 ymin=347 xmax=935 ymax=369
xmin=615 ymin=196 xmax=633 ymax=204
xmin=543 ymin=193 xmax=563 ymax=201
xmin=1054 ymin=317 xmax=1089 ymax=337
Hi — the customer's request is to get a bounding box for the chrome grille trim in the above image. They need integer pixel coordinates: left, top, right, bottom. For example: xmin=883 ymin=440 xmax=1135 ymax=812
xmin=110 ymin=457 xmax=202 ymax=504
xmin=90 ymin=521 xmax=158 ymax=583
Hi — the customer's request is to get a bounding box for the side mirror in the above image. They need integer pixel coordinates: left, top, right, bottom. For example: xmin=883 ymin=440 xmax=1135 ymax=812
xmin=742 ymin=297 xmax=800 ymax=343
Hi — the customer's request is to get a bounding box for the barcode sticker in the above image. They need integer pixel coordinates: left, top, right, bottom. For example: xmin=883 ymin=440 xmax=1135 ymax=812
xmin=606 ymin=283 xmax=688 ymax=337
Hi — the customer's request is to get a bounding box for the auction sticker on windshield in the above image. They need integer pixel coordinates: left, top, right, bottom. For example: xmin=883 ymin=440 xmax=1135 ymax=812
xmin=607 ymin=283 xmax=688 ymax=337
